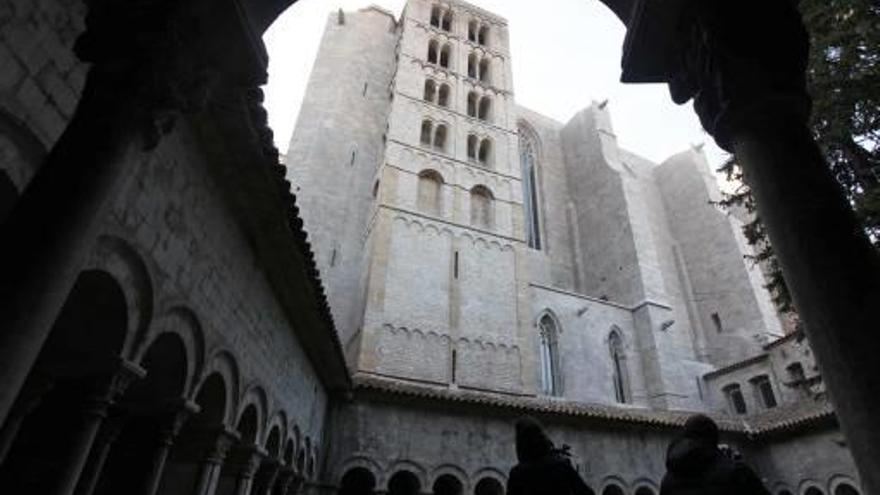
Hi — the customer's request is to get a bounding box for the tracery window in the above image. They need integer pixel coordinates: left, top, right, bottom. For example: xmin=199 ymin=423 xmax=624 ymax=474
xmin=538 ymin=313 xmax=562 ymax=396
xmin=519 ymin=129 xmax=542 ymax=250
xmin=609 ymin=330 xmax=630 ymax=404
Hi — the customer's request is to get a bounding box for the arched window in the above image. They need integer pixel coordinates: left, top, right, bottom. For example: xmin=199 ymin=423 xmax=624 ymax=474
xmin=467 ymin=92 xmax=478 ymax=117
xmin=478 ymin=139 xmax=492 ymax=166
xmin=468 ymin=20 xmax=478 ymax=42
xmin=478 ymin=26 xmax=489 ymax=46
xmin=470 ymin=185 xmax=493 ymax=229
xmin=418 ymin=170 xmax=443 ymax=216
xmin=441 ymin=11 xmax=453 ymax=32
xmin=433 ymin=475 xmax=463 ymax=495
xmin=424 ymin=80 xmax=437 ymax=102
xmin=474 ymin=478 xmax=504 ymax=495
xmin=805 ymin=488 xmax=825 ymax=495
xmin=723 ymin=383 xmax=748 ymax=415
xmin=538 ymin=313 xmax=561 ymax=396
xmin=340 ymin=468 xmax=376 ymax=495
xmin=602 ymin=485 xmax=625 ymax=495
xmin=389 ymin=471 xmax=421 ymax=495
xmin=478 ymin=96 xmax=492 ymax=121
xmin=519 ymin=128 xmax=542 ymax=250
xmin=834 ymin=484 xmax=861 ymax=495
xmin=430 ymin=6 xmax=441 ymax=27
xmin=439 ymin=44 xmax=451 ymax=68
xmin=467 ymin=135 xmax=478 ymax=161
xmin=433 ymin=124 xmax=448 ymax=151
xmin=479 ymin=59 xmax=490 ymax=83
xmin=635 ymin=487 xmax=656 ymax=495
xmin=421 ymin=120 xmax=434 ymax=146
xmin=750 ymin=374 xmax=778 ymax=409
xmin=438 ymin=84 xmax=450 ymax=107
xmin=427 ymin=40 xmax=439 ymax=64
xmin=468 ymin=54 xmax=477 ymax=78
xmin=609 ymin=331 xmax=630 ymax=404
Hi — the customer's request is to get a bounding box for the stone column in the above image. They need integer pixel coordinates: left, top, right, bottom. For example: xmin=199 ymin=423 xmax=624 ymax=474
xmin=139 ymin=399 xmax=201 ymax=495
xmin=192 ymin=428 xmax=239 ymax=495
xmin=71 ymin=412 xmax=128 ymax=495
xmin=658 ymin=1 xmax=880 ymax=492
xmin=0 ymin=374 xmax=53 ymax=465
xmin=50 ymin=360 xmax=145 ymax=495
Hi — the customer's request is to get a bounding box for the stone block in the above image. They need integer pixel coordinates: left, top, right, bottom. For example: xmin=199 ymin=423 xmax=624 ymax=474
xmin=38 ymin=65 xmax=78 ymax=116
xmin=0 ymin=42 xmax=25 ymax=91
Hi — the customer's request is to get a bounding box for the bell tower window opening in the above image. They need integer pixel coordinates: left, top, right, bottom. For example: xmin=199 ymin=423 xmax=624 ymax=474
xmin=478 ymin=139 xmax=492 ymax=166
xmin=433 ymin=124 xmax=448 ymax=152
xmin=467 ymin=135 xmax=478 ymax=161
xmin=468 ymin=20 xmax=478 ymax=42
xmin=467 ymin=92 xmax=478 ymax=117
xmin=441 ymin=11 xmax=453 ymax=32
xmin=478 ymin=25 xmax=489 ymax=46
xmin=417 ymin=170 xmax=444 ymax=216
xmin=427 ymin=40 xmax=439 ymax=64
xmin=519 ymin=129 xmax=542 ymax=250
xmin=479 ymin=59 xmax=490 ymax=83
xmin=424 ymin=79 xmax=437 ymax=102
xmin=478 ymin=96 xmax=492 ymax=121
xmin=437 ymin=84 xmax=450 ymax=107
xmin=430 ymin=6 xmax=441 ymax=27
xmin=439 ymin=44 xmax=451 ymax=68
xmin=421 ymin=120 xmax=433 ymax=146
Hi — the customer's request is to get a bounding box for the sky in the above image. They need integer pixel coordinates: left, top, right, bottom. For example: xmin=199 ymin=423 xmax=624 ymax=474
xmin=262 ymin=0 xmax=729 ymax=176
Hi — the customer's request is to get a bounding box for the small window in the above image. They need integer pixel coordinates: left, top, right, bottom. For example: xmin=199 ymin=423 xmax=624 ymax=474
xmin=723 ymin=384 xmax=747 ymax=415
xmin=437 ymin=84 xmax=450 ymax=107
xmin=750 ymin=375 xmax=778 ymax=409
xmin=538 ymin=313 xmax=562 ymax=396
xmin=467 ymin=135 xmax=478 ymax=161
xmin=424 ymin=80 xmax=437 ymax=102
xmin=711 ymin=312 xmax=723 ymax=333
xmin=420 ymin=120 xmax=433 ymax=146
xmin=427 ymin=40 xmax=439 ymax=64
xmin=478 ymin=139 xmax=492 ymax=166
xmin=478 ymin=96 xmax=492 ymax=121
xmin=467 ymin=92 xmax=478 ymax=117
xmin=470 ymin=185 xmax=493 ymax=229
xmin=349 ymin=150 xmax=357 ymax=167
xmin=441 ymin=11 xmax=452 ymax=32
xmin=468 ymin=20 xmax=478 ymax=42
xmin=479 ymin=59 xmax=490 ymax=83
xmin=433 ymin=124 xmax=448 ymax=151
xmin=439 ymin=44 xmax=451 ymax=68
xmin=609 ymin=331 xmax=630 ymax=404
xmin=478 ymin=26 xmax=489 ymax=46
xmin=430 ymin=6 xmax=441 ymax=27
xmin=372 ymin=180 xmax=380 ymax=198
xmin=467 ymin=54 xmax=477 ymax=78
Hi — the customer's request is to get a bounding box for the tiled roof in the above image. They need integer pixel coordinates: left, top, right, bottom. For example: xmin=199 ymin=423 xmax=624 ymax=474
xmin=352 ymin=373 xmax=835 ymax=438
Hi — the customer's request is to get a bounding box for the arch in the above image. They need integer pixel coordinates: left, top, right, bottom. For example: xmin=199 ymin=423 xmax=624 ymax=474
xmin=478 ymin=96 xmax=492 ymax=121
xmin=478 ymin=139 xmax=492 ymax=166
xmin=478 ymin=25 xmax=489 ymax=46
xmin=341 ymin=467 xmax=378 ymax=495
xmin=428 ymin=40 xmax=439 ymax=64
xmin=479 ymin=59 xmax=490 ymax=83
xmin=237 ymin=384 xmax=269 ymax=444
xmin=237 ymin=403 xmax=261 ymax=446
xmin=469 ymin=185 xmax=494 ymax=229
xmin=388 ymin=470 xmax=422 ymax=495
xmin=432 ymin=465 xmax=470 ymax=492
xmin=439 ymin=44 xmax=451 ymax=68
xmin=192 ymin=372 xmax=229 ymax=427
xmin=266 ymin=409 xmax=288 ymax=450
xmin=471 ymin=467 xmax=506 ymax=486
xmin=198 ymin=350 xmax=241 ymax=423
xmin=421 ymin=120 xmax=434 ymax=145
xmin=438 ymin=84 xmax=450 ymax=107
xmin=284 ymin=438 xmax=295 ymax=467
xmin=430 ymin=6 xmax=441 ymax=27
xmin=635 ymin=486 xmax=657 ymax=495
xmin=441 ymin=10 xmax=452 ymax=32
xmin=537 ymin=311 xmax=562 ymax=396
xmin=467 ymin=92 xmax=478 ymax=117
xmin=830 ymin=476 xmax=861 ymax=495
xmin=474 ymin=477 xmax=504 ymax=495
xmin=265 ymin=424 xmax=282 ymax=459
xmin=335 ymin=456 xmax=384 ymax=487
xmin=433 ymin=474 xmax=463 ymax=495
xmin=424 ymin=79 xmax=437 ymax=102
xmin=518 ymin=123 xmax=543 ymax=250
xmin=467 ymin=135 xmax=478 ymax=160
xmin=723 ymin=383 xmax=748 ymax=415
xmin=434 ymin=124 xmax=448 ymax=151
xmin=137 ymin=307 xmax=205 ymax=395
xmin=468 ymin=54 xmax=478 ymax=78
xmin=602 ymin=483 xmax=626 ymax=495
xmin=609 ymin=329 xmax=631 ymax=404
xmin=418 ymin=169 xmax=444 ymax=216
xmin=468 ymin=20 xmax=478 ymax=42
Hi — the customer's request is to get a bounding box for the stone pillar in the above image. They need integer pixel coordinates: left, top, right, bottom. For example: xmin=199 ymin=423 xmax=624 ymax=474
xmin=50 ymin=360 xmax=145 ymax=495
xmin=139 ymin=399 xmax=201 ymax=495
xmin=658 ymin=1 xmax=880 ymax=492
xmin=192 ymin=428 xmax=239 ymax=495
xmin=72 ymin=412 xmax=128 ymax=495
xmin=0 ymin=374 xmax=53 ymax=465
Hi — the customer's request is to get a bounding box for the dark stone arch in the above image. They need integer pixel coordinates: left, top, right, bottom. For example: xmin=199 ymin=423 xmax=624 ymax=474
xmin=389 ymin=470 xmax=421 ymax=495
xmin=474 ymin=477 xmax=503 ymax=495
xmin=237 ymin=404 xmax=260 ymax=446
xmin=266 ymin=424 xmax=281 ymax=459
xmin=635 ymin=486 xmax=655 ymax=495
xmin=341 ymin=467 xmax=377 ymax=495
xmin=805 ymin=488 xmax=825 ymax=495
xmin=834 ymin=485 xmax=859 ymax=495
xmin=434 ymin=474 xmax=463 ymax=495
xmin=283 ymin=438 xmax=295 ymax=467
xmin=603 ymin=484 xmax=625 ymax=495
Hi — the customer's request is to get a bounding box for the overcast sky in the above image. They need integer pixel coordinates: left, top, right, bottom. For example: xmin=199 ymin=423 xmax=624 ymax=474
xmin=262 ymin=0 xmax=729 ymax=174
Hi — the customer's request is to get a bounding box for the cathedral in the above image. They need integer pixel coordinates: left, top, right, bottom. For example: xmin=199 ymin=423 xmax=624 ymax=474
xmin=0 ymin=0 xmax=866 ymax=494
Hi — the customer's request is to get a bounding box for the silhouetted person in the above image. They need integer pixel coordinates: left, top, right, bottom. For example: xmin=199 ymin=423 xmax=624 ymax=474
xmin=507 ymin=417 xmax=594 ymax=495
xmin=661 ymin=414 xmax=770 ymax=495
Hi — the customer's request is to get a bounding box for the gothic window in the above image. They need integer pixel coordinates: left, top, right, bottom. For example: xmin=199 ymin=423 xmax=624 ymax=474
xmin=468 ymin=54 xmax=477 ymax=78
xmin=470 ymin=185 xmax=493 ymax=229
xmin=723 ymin=383 xmax=748 ymax=415
xmin=427 ymin=40 xmax=439 ymax=64
xmin=538 ymin=313 xmax=562 ymax=396
xmin=609 ymin=330 xmax=630 ymax=404
xmin=421 ymin=120 xmax=433 ymax=146
xmin=441 ymin=11 xmax=453 ymax=32
xmin=478 ymin=138 xmax=492 ymax=166
xmin=467 ymin=92 xmax=478 ymax=117
xmin=478 ymin=25 xmax=489 ymax=46
xmin=433 ymin=124 xmax=448 ymax=151
xmin=519 ymin=129 xmax=542 ymax=250
xmin=750 ymin=374 xmax=778 ymax=409
xmin=468 ymin=20 xmax=478 ymax=42
xmin=467 ymin=135 xmax=478 ymax=161
xmin=438 ymin=84 xmax=450 ymax=107
xmin=478 ymin=96 xmax=492 ymax=121
xmin=424 ymin=79 xmax=437 ymax=102
xmin=418 ymin=170 xmax=443 ymax=215
xmin=430 ymin=6 xmax=441 ymax=27
xmin=479 ymin=59 xmax=490 ymax=83
xmin=439 ymin=44 xmax=451 ymax=68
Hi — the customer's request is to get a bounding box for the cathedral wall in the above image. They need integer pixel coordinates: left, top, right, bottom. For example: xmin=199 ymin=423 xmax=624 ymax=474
xmin=286 ymin=9 xmax=399 ymax=347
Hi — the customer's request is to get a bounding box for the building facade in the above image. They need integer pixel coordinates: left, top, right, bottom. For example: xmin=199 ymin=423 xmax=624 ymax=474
xmin=0 ymin=0 xmax=863 ymax=494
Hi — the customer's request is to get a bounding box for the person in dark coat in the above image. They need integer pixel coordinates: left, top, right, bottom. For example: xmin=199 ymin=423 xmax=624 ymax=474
xmin=660 ymin=414 xmax=770 ymax=495
xmin=507 ymin=417 xmax=594 ymax=495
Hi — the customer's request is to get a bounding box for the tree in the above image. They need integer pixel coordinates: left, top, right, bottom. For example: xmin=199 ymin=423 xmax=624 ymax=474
xmin=719 ymin=0 xmax=879 ymax=314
